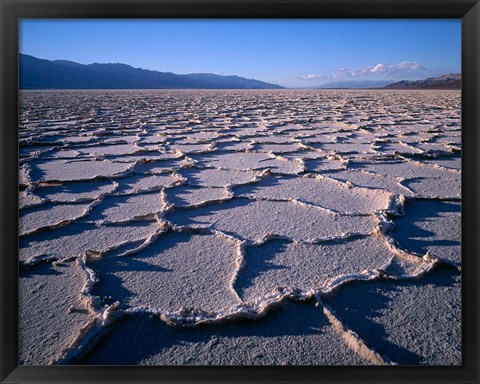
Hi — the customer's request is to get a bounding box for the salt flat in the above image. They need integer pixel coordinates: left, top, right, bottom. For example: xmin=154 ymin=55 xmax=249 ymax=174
xmin=18 ymin=89 xmax=461 ymax=365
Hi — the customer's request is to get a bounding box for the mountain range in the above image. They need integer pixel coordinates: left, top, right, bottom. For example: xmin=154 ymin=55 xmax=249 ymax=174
xmin=384 ymin=74 xmax=461 ymax=89
xmin=19 ymin=54 xmax=284 ymax=90
xmin=19 ymin=54 xmax=461 ymax=90
xmin=313 ymin=75 xmax=461 ymax=89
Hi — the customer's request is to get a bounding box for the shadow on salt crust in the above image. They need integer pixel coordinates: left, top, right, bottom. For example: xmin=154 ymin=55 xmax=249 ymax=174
xmin=90 ymin=232 xmax=241 ymax=313
xmin=77 ymin=301 xmax=371 ymax=366
xmin=390 ymin=200 xmax=461 ymax=265
xmin=323 ymin=267 xmax=461 ymax=365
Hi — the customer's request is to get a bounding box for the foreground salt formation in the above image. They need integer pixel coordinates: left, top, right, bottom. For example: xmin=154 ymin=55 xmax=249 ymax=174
xmin=19 ymin=90 xmax=461 ymax=365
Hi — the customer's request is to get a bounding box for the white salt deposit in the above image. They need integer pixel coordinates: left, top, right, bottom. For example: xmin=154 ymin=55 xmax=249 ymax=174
xmin=91 ymin=231 xmax=242 ymax=313
xmin=165 ymin=185 xmax=232 ymax=207
xmin=19 ymin=89 xmax=461 ymax=366
xmin=86 ymin=192 xmax=163 ymax=224
xmin=233 ymin=175 xmax=392 ymax=214
xmin=327 ymin=170 xmax=415 ymax=196
xmin=168 ymin=143 xmax=215 ymax=153
xmin=253 ymin=143 xmax=304 ymax=153
xmin=350 ymin=159 xmax=458 ymax=180
xmin=20 ymin=202 xmax=92 ymax=236
xmin=19 ymin=262 xmax=93 ymax=365
xmin=112 ymin=174 xmax=179 ymax=195
xmin=191 ymin=151 xmax=304 ymax=174
xmin=168 ymin=199 xmax=376 ymax=242
xmin=34 ymin=180 xmax=117 ymax=202
xmin=179 ymin=167 xmax=258 ymax=187
xmin=238 ymin=236 xmax=400 ymax=302
xmin=19 ymin=221 xmax=160 ymax=264
xmin=31 ymin=159 xmax=134 ymax=182
xmin=77 ymin=144 xmax=144 ymax=156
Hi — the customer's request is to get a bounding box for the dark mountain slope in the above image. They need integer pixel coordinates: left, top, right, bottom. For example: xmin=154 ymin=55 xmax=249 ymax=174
xmin=384 ymin=74 xmax=461 ymax=90
xmin=19 ymin=54 xmax=284 ymax=90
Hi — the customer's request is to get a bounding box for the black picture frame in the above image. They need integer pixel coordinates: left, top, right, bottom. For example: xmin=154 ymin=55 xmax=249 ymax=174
xmin=1 ymin=1 xmax=479 ymax=383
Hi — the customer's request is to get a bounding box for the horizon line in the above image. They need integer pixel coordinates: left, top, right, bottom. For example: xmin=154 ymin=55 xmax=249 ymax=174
xmin=20 ymin=53 xmax=461 ymax=89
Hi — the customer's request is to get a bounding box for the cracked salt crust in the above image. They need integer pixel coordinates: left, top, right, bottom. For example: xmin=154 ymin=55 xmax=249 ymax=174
xmin=91 ymin=232 xmax=241 ymax=313
xmin=34 ymin=180 xmax=117 ymax=203
xmin=327 ymin=170 xmax=414 ymax=196
xmin=168 ymin=143 xmax=215 ymax=153
xmin=20 ymin=202 xmax=92 ymax=236
xmin=191 ymin=151 xmax=304 ymax=174
xmin=77 ymin=144 xmax=145 ymax=156
xmin=391 ymin=200 xmax=461 ymax=265
xmin=167 ymin=199 xmax=375 ymax=242
xmin=30 ymin=159 xmax=134 ymax=182
xmin=86 ymin=192 xmax=163 ymax=224
xmin=233 ymin=175 xmax=392 ymax=214
xmin=78 ymin=301 xmax=370 ymax=365
xmin=112 ymin=174 xmax=179 ymax=195
xmin=18 ymin=89 xmax=461 ymax=365
xmin=402 ymin=177 xmax=461 ymax=199
xmin=349 ymin=159 xmax=459 ymax=179
xmin=253 ymin=143 xmax=304 ymax=153
xmin=19 ymin=191 xmax=45 ymax=209
xmin=20 ymin=221 xmax=160 ymax=264
xmin=179 ymin=168 xmax=258 ymax=187
xmin=419 ymin=155 xmax=462 ymax=170
xmin=323 ymin=267 xmax=461 ymax=365
xmin=134 ymin=159 xmax=188 ymax=174
xmin=19 ymin=261 xmax=93 ymax=365
xmin=237 ymin=236 xmax=398 ymax=302
xmin=165 ymin=185 xmax=231 ymax=207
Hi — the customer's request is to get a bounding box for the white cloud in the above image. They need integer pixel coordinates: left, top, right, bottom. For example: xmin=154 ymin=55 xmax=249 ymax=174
xmin=296 ymin=73 xmax=325 ymax=80
xmin=365 ymin=61 xmax=423 ymax=74
xmin=371 ymin=63 xmax=386 ymax=73
xmin=297 ymin=61 xmax=425 ymax=81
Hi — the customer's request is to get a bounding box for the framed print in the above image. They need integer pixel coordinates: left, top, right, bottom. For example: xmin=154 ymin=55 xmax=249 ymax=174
xmin=1 ymin=0 xmax=479 ymax=383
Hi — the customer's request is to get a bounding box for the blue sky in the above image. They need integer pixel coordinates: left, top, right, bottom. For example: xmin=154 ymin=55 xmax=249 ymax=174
xmin=19 ymin=19 xmax=461 ymax=87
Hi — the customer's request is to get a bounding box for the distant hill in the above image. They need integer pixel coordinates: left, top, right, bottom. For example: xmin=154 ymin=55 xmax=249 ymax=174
xmin=384 ymin=74 xmax=461 ymax=90
xmin=19 ymin=54 xmax=284 ymax=90
xmin=314 ymin=80 xmax=395 ymax=89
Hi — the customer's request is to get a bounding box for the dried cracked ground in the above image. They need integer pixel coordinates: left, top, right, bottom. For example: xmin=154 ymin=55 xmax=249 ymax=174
xmin=18 ymin=90 xmax=461 ymax=366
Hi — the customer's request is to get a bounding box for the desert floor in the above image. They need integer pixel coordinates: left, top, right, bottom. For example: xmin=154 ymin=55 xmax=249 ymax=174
xmin=19 ymin=90 xmax=461 ymax=365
